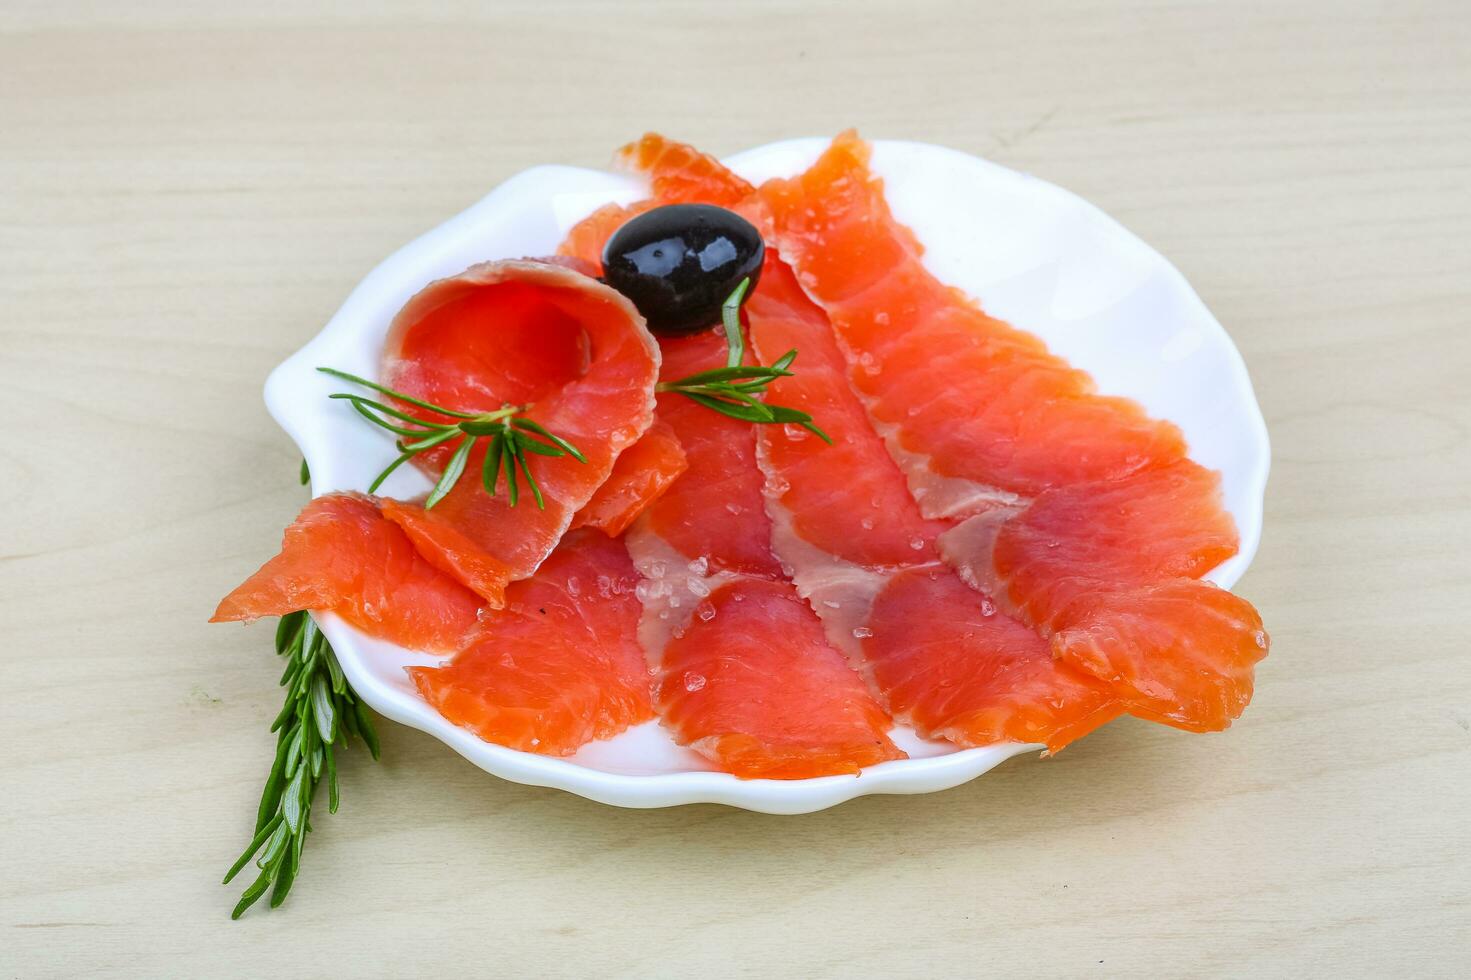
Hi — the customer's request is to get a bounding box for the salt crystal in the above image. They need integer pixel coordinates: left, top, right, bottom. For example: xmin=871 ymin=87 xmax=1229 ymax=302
xmin=687 ymin=556 xmax=709 ymax=576
xmin=980 ymin=599 xmax=996 ymax=617
xmin=852 ymin=626 xmax=874 ymax=639
xmin=687 ymin=576 xmax=711 ymax=598
xmin=683 ymin=671 xmax=707 ymax=692
xmin=697 ymin=601 xmax=717 ymax=622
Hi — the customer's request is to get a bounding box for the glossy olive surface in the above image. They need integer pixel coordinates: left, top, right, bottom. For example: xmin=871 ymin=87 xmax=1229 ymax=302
xmin=601 ymin=203 xmax=765 ymax=335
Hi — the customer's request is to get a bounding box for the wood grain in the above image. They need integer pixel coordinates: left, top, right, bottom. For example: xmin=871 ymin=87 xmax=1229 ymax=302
xmin=2 ymin=1 xmax=1467 ymax=976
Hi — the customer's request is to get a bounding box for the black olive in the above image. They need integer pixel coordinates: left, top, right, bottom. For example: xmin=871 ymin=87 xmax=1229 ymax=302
xmin=601 ymin=203 xmax=765 ymax=336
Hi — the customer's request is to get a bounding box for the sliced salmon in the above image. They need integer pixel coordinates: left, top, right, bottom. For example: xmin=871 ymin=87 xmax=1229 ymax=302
xmin=212 ymin=493 xmax=481 ymax=653
xmin=864 ymin=566 xmax=1122 ymax=751
xmin=559 ymin=133 xmax=755 ymax=271
xmin=1048 ymin=579 xmax=1266 ymax=732
xmin=616 ymin=132 xmax=754 ymax=207
xmin=754 ymin=131 xmax=1188 ymax=513
xmin=637 ymin=330 xmax=784 ymax=578
xmin=937 ymin=464 xmax=1264 ymax=731
xmin=408 ymin=529 xmax=653 ymax=754
xmin=748 ymin=254 xmax=1119 ymax=752
xmin=940 ymin=461 xmax=1241 ymax=626
xmin=559 ymin=201 xmax=652 ymax=271
xmin=569 ymin=419 xmax=687 ymax=538
xmin=655 ymin=578 xmax=903 ymax=778
xmin=560 ymin=141 xmax=903 ymax=777
xmin=624 ymin=326 xmax=903 ymax=778
xmin=756 ymin=131 xmax=1267 ymax=731
xmin=375 ymin=259 xmax=659 ymax=606
xmin=748 ymin=255 xmax=950 ymax=569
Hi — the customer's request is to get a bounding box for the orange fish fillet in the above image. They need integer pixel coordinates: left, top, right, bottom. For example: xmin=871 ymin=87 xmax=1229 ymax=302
xmin=409 ymin=529 xmax=654 ymax=754
xmin=376 ymin=259 xmax=659 ymax=606
xmin=212 ymin=493 xmax=481 ymax=653
xmin=756 ymin=131 xmax=1268 ymax=731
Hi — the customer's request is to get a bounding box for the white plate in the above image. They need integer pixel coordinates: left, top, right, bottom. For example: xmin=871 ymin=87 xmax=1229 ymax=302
xmin=263 ymin=138 xmax=1270 ymax=814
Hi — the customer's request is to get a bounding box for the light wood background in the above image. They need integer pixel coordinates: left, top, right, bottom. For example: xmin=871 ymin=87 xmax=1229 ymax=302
xmin=3 ymin=1 xmax=1467 ymax=976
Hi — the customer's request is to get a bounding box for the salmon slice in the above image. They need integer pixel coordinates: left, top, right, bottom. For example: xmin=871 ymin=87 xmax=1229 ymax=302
xmin=212 ymin=493 xmax=481 ymax=653
xmin=559 ymin=133 xmax=755 ymax=271
xmin=753 ymin=131 xmax=1265 ymax=731
xmin=754 ymin=131 xmax=1188 ymax=512
xmin=375 ymin=259 xmax=659 ymax=605
xmin=625 ymin=327 xmax=903 ymax=778
xmin=617 ymin=132 xmax=755 ymax=206
xmin=569 ymin=419 xmax=687 ymax=537
xmin=559 ymin=141 xmax=902 ymax=777
xmin=559 ymin=201 xmax=653 ymax=271
xmin=864 ymin=566 xmax=1122 ymax=752
xmin=938 ymin=464 xmax=1265 ymax=731
xmin=748 ymin=256 xmax=950 ymax=569
xmin=656 ymin=578 xmax=902 ymax=778
xmin=638 ymin=331 xmax=785 ymax=578
xmin=408 ymin=529 xmax=653 ymax=754
xmin=940 ymin=461 xmax=1241 ymax=626
xmin=1049 ymin=579 xmax=1266 ymax=732
xmin=748 ymin=255 xmax=1119 ymax=752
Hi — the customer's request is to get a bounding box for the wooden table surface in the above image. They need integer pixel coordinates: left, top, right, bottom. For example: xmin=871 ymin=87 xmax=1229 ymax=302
xmin=4 ymin=2 xmax=1468 ymax=976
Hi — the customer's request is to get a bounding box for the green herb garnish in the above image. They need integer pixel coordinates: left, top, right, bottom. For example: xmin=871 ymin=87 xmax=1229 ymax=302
xmin=317 ymin=368 xmax=586 ymax=509
xmin=223 ymin=611 xmax=379 ymax=918
xmin=657 ymin=278 xmax=832 ymax=443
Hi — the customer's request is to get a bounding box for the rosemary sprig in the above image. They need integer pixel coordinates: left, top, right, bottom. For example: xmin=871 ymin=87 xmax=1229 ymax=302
xmin=317 ymin=367 xmax=585 ymax=509
xmin=657 ymin=278 xmax=833 ymax=444
xmin=223 ymin=611 xmax=380 ymax=918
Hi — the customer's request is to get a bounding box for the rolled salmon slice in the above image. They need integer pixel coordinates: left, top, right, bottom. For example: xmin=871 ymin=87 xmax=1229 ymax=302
xmin=211 ymin=493 xmax=481 ymax=654
xmin=375 ymin=259 xmax=660 ymax=606
xmin=409 ymin=529 xmax=654 ymax=755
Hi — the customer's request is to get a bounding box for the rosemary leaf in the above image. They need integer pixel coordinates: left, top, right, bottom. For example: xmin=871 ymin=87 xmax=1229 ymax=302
xmin=316 ymin=367 xmax=476 ymax=419
xmin=425 ymin=436 xmax=473 ymax=509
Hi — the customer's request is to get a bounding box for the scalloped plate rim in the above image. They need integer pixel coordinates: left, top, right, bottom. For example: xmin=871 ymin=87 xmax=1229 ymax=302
xmin=259 ymin=137 xmax=1270 ymax=815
